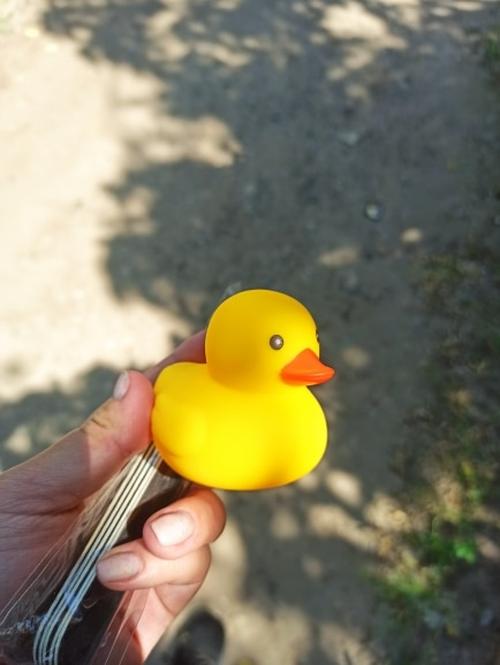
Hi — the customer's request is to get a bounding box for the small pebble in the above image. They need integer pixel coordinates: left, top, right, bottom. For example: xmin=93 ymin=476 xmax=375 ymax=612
xmin=423 ymin=609 xmax=444 ymax=630
xmin=244 ymin=182 xmax=256 ymax=197
xmin=365 ymin=203 xmax=383 ymax=223
xmin=221 ymin=282 xmax=243 ymax=299
xmin=480 ymin=607 xmax=495 ymax=627
xmin=394 ymin=72 xmax=411 ymax=90
xmin=338 ymin=130 xmax=361 ymax=147
xmin=401 ymin=227 xmax=423 ymax=244
xmin=340 ymin=270 xmax=359 ymax=293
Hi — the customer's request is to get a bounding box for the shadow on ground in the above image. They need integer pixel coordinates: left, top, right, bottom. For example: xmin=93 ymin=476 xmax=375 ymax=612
xmin=0 ymin=367 xmax=116 ymax=470
xmin=1 ymin=0 xmax=500 ymax=662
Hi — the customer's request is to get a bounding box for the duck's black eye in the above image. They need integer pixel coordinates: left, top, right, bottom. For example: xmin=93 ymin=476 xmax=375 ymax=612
xmin=269 ymin=334 xmax=284 ymax=350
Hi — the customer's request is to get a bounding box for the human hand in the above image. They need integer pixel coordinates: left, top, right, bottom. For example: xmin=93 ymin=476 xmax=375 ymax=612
xmin=0 ymin=332 xmax=226 ymax=663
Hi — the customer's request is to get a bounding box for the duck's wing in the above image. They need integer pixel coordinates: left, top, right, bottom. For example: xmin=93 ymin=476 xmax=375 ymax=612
xmin=152 ymin=392 xmax=206 ymax=459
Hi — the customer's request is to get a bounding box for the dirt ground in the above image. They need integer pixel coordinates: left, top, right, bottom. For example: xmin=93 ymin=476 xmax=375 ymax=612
xmin=1 ymin=0 xmax=499 ymax=663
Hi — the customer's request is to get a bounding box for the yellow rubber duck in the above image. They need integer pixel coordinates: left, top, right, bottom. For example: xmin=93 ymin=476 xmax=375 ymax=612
xmin=152 ymin=289 xmax=335 ymax=490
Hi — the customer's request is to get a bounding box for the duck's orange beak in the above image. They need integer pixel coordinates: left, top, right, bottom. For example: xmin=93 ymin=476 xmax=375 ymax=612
xmin=281 ymin=349 xmax=335 ymax=386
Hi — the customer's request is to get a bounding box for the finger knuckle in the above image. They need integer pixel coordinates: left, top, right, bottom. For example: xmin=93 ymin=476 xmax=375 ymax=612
xmin=80 ymin=404 xmax=114 ymax=442
xmin=193 ymin=545 xmax=212 ymax=581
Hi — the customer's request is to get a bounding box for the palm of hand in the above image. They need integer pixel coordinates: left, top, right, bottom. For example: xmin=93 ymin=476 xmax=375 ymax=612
xmin=0 ymin=337 xmax=224 ymax=664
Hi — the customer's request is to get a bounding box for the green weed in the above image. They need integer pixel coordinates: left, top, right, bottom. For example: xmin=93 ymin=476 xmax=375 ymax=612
xmin=375 ymin=233 xmax=500 ymax=663
xmin=484 ymin=27 xmax=500 ymax=65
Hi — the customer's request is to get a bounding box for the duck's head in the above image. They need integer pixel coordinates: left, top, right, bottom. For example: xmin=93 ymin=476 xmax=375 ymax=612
xmin=205 ymin=289 xmax=335 ymax=392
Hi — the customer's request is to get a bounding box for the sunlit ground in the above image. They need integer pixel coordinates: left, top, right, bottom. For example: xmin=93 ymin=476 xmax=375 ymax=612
xmin=1 ymin=0 xmax=499 ymax=662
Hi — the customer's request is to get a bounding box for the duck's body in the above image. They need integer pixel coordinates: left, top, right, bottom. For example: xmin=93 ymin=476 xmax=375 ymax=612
xmin=152 ymin=362 xmax=328 ymax=489
xmin=152 ymin=289 xmax=334 ymax=491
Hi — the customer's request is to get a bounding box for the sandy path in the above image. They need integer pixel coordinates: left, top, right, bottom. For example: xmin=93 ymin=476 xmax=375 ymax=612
xmin=1 ymin=0 xmax=499 ymax=662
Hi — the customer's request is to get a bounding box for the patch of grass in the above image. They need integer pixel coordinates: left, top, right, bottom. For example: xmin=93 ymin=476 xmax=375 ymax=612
xmin=375 ymin=233 xmax=500 ymax=663
xmin=484 ymin=27 xmax=500 ymax=65
xmin=414 ymin=524 xmax=476 ymax=567
xmin=420 ymin=254 xmax=468 ymax=306
xmin=376 ymin=518 xmax=476 ymax=635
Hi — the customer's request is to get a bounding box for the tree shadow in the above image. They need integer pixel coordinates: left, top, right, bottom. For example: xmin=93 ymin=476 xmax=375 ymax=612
xmin=0 ymin=366 xmax=116 ymax=470
xmin=2 ymin=0 xmax=499 ymax=661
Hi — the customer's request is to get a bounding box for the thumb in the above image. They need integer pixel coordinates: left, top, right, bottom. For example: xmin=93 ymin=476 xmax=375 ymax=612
xmin=3 ymin=371 xmax=154 ymax=512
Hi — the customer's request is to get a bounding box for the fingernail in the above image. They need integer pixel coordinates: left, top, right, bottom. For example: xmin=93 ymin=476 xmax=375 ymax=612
xmin=113 ymin=372 xmax=130 ymax=400
xmin=151 ymin=511 xmax=194 ymax=547
xmin=97 ymin=551 xmax=142 ymax=583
